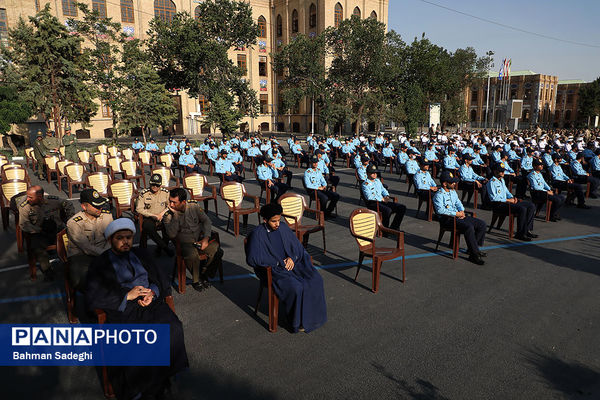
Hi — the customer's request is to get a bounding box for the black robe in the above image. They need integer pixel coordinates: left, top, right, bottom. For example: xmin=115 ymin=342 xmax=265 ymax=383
xmin=245 ymin=222 xmax=327 ymax=332
xmin=85 ymin=248 xmax=189 ymax=399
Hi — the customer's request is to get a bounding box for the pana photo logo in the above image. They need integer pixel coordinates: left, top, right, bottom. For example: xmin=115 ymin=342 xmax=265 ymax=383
xmin=0 ymin=324 xmax=170 ymax=366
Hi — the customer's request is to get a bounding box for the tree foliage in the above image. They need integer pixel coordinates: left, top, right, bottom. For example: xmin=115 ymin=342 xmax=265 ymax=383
xmin=578 ymin=78 xmax=600 ymax=123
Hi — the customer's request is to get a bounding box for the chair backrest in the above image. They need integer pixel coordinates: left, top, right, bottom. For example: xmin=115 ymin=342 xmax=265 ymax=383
xmin=138 ymin=151 xmax=152 ymax=164
xmin=65 ymin=163 xmax=85 ymax=182
xmin=152 ymin=167 xmax=172 ymax=186
xmin=108 ymin=157 xmax=123 ymax=172
xmin=109 ymin=180 xmax=135 ymax=206
xmin=349 ymin=208 xmax=378 ymax=248
xmin=122 ymin=148 xmax=134 ymax=160
xmin=57 ymin=159 xmax=71 ymax=175
xmin=59 ymin=146 xmax=66 ymax=157
xmin=1 ymin=179 xmax=28 ymax=204
xmin=107 ymin=146 xmax=119 ymax=157
xmin=0 ymin=158 xmax=6 ymax=170
xmin=25 ymin=147 xmax=35 ymax=159
xmin=183 ymin=173 xmax=205 ymax=196
xmin=56 ymin=229 xmax=68 ymax=263
xmin=2 ymin=167 xmax=27 ymax=181
xmin=94 ymin=153 xmax=108 ymax=167
xmin=45 ymin=155 xmax=60 ymax=170
xmin=86 ymin=172 xmax=109 ymax=195
xmin=279 ymin=193 xmax=306 ymax=226
xmin=159 ymin=154 xmax=173 ymax=168
xmin=121 ymin=160 xmax=138 ymax=176
xmin=97 ymin=144 xmax=108 ymax=154
xmin=78 ymin=150 xmax=91 ymax=163
xmin=1 ymin=162 xmax=22 ymax=172
xmin=221 ymin=182 xmax=244 ymax=208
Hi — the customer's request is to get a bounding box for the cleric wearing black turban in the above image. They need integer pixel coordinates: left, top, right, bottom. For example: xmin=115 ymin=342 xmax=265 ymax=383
xmin=245 ymin=203 xmax=327 ymax=332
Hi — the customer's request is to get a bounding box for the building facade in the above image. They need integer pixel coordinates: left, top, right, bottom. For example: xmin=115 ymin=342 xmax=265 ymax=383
xmin=0 ymin=0 xmax=388 ymax=139
xmin=466 ymin=70 xmax=559 ymax=130
xmin=554 ymin=80 xmax=592 ymax=128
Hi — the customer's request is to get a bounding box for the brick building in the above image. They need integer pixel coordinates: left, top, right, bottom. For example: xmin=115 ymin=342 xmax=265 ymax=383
xmin=0 ymin=0 xmax=388 ymax=139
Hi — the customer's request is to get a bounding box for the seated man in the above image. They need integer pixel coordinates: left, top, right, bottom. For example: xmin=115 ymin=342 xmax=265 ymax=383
xmin=591 ymin=148 xmax=600 ymax=178
xmin=228 ymin=144 xmax=245 ymax=174
xmin=135 ymin=174 xmax=174 ymax=256
xmin=486 ymin=163 xmax=537 ymax=241
xmin=131 ymin=137 xmax=144 ymax=153
xmin=304 ymin=156 xmax=340 ymax=219
xmin=18 ymin=186 xmax=74 ymax=281
xmin=66 ymin=189 xmax=113 ymax=291
xmin=434 ymin=171 xmax=486 ymax=265
xmin=528 ymin=159 xmax=565 ymax=221
xmin=571 ymin=152 xmax=599 ymax=198
xmin=414 ymin=161 xmax=439 ymax=202
xmin=443 ymin=147 xmax=461 ymax=172
xmin=164 ymin=188 xmax=223 ymax=292
xmin=215 ymin=149 xmax=243 ymax=182
xmin=549 ymin=154 xmax=589 ymax=209
xmin=363 ymin=164 xmax=406 ymax=231
xmin=179 ymin=146 xmax=201 ymax=174
xmin=270 ymin=148 xmax=292 ymax=186
xmin=245 ymin=203 xmax=327 ymax=333
xmin=459 ymin=154 xmax=487 ymax=203
xmin=257 ymin=156 xmax=289 ymax=203
xmin=315 ymin=150 xmax=340 ymax=190
xmin=145 ymin=137 xmax=161 ymax=157
xmin=291 ymin=138 xmax=309 ymax=168
xmin=85 ymin=218 xmax=189 ymax=400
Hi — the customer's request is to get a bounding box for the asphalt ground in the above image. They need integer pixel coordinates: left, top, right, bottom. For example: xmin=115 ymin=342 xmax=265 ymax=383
xmin=0 ymin=154 xmax=599 ymax=400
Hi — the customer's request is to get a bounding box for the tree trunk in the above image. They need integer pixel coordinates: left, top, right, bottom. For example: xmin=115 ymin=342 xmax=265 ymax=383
xmin=354 ymin=104 xmax=365 ymax=136
xmin=141 ymin=125 xmax=148 ymax=144
xmin=6 ymin=135 xmax=18 ymax=156
xmin=324 ymin=122 xmax=329 ymax=135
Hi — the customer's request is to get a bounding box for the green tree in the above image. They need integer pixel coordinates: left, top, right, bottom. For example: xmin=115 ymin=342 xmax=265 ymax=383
xmin=146 ymin=0 xmax=259 ymax=137
xmin=578 ymin=78 xmax=600 ymax=124
xmin=0 ymin=82 xmax=33 ymax=154
xmin=326 ymin=15 xmax=388 ymax=135
xmin=2 ymin=5 xmax=97 ymax=138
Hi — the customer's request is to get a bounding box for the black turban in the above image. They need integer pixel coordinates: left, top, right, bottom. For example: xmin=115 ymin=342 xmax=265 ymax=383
xmin=260 ymin=203 xmax=283 ymax=220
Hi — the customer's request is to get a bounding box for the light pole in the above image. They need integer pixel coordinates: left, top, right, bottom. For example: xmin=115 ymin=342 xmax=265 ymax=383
xmin=484 ymin=50 xmax=494 ymax=129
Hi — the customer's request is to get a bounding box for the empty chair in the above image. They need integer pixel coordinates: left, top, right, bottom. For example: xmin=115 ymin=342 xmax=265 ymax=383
xmin=279 ymin=193 xmax=326 ymax=253
xmin=108 ymin=179 xmax=136 ymax=217
xmin=121 ymin=160 xmax=146 ymax=188
xmin=220 ymin=182 xmax=260 ymax=237
xmin=138 ymin=150 xmax=154 ymax=173
xmin=107 ymin=146 xmax=119 ymax=158
xmin=45 ymin=155 xmax=60 ymax=183
xmin=152 ymin=166 xmax=179 ymax=190
xmin=97 ymin=144 xmax=108 ymax=154
xmin=93 ymin=153 xmax=110 ymax=173
xmin=1 ymin=166 xmax=29 ymax=185
xmin=121 ymin=148 xmax=135 ymax=160
xmin=107 ymin=157 xmax=125 ymax=180
xmin=24 ymin=147 xmax=36 ymax=169
xmin=183 ymin=173 xmax=218 ymax=215
xmin=77 ymin=150 xmax=93 ymax=170
xmin=86 ymin=172 xmax=110 ymax=197
xmin=65 ymin=163 xmax=86 ymax=198
xmin=56 ymin=159 xmax=72 ymax=192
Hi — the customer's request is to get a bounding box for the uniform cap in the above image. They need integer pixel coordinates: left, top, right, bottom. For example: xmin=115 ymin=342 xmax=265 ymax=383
xmin=184 ymin=146 xmax=190 ymax=151
xmin=80 ymin=188 xmax=108 ymax=207
xmin=220 ymin=149 xmax=228 ymax=155
xmin=360 ymin=155 xmax=370 ymax=163
xmin=463 ymin=154 xmax=475 ymax=161
xmin=440 ymin=171 xmax=459 ymax=183
xmin=149 ymin=173 xmax=162 ymax=186
xmin=310 ymin=156 xmax=319 ymax=164
xmin=493 ymin=162 xmax=506 ymax=172
xmin=104 ymin=218 xmax=136 ymax=239
xmin=532 ymin=158 xmax=544 ymax=167
xmin=366 ymin=164 xmax=378 ymax=174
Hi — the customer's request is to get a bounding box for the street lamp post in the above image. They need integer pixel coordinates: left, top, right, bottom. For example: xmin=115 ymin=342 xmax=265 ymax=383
xmin=484 ymin=50 xmax=494 ymax=129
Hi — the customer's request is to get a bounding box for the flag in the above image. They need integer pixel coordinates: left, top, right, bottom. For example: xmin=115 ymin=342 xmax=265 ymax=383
xmin=498 ymin=67 xmax=503 ymax=81
xmin=507 ymin=59 xmax=511 ymax=79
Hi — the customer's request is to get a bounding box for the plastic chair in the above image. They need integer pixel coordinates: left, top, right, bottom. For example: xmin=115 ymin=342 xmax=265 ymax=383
xmin=174 ymin=232 xmax=223 ymax=294
xmin=108 ymin=179 xmax=136 ymax=217
xmin=152 ymin=167 xmax=180 ymax=190
xmin=65 ymin=163 xmax=86 ymax=198
xmin=279 ymin=193 xmax=326 ymax=254
xmin=45 ymin=155 xmax=60 ymax=183
xmin=121 ymin=160 xmax=146 ymax=188
xmin=1 ymin=179 xmax=27 ymax=231
xmin=220 ymin=182 xmax=260 ymax=237
xmin=86 ymin=172 xmax=110 ymax=197
xmin=183 ymin=173 xmax=218 ymax=215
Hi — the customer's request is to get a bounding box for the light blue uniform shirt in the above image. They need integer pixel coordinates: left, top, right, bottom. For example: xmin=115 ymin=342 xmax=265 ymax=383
xmin=472 ymin=153 xmax=484 ymax=166
xmin=424 ymin=149 xmax=438 ymax=161
xmin=549 ymin=164 xmax=569 ymax=181
xmin=215 ymin=158 xmax=235 ymax=174
xmin=357 ymin=165 xmax=368 ymax=181
xmin=459 ymin=165 xmax=484 ymax=182
xmin=228 ymin=151 xmax=243 ymax=163
xmin=179 ymin=153 xmax=196 ymax=166
xmin=240 ymin=140 xmax=250 ymax=150
xmin=521 ymin=156 xmax=533 ymax=171
xmin=397 ymin=152 xmax=408 ymax=166
xmin=405 ymin=159 xmax=419 ymax=175
xmin=132 ymin=142 xmax=144 ymax=150
xmin=353 ymin=155 xmax=363 ymax=169
xmin=304 ymin=168 xmax=327 ymax=189
xmin=414 ymin=170 xmax=436 ymax=190
xmin=528 ymin=171 xmax=551 ymax=191
xmin=316 ymin=159 xmax=329 ymax=175
xmin=383 ymin=147 xmax=395 ymax=158
xmin=271 ymin=158 xmax=286 ymax=178
xmin=433 ymin=189 xmax=464 ymax=216
xmin=591 ymin=156 xmax=600 ymax=171
xmin=461 ymin=147 xmax=474 ymax=156
xmin=207 ymin=148 xmax=219 ymax=161
xmin=331 ymin=139 xmax=341 ymax=148
xmin=375 ymin=137 xmax=384 ymax=145
xmin=291 ymin=144 xmax=303 ymax=154
xmin=486 ymin=176 xmax=513 ymax=202
xmin=257 ymin=164 xmax=274 ymax=181
xmin=543 ymin=153 xmax=553 ymax=167
xmin=164 ymin=144 xmax=178 ymax=154
xmin=247 ymin=146 xmax=262 ymax=157
xmin=146 ymin=143 xmax=159 ymax=151
xmin=341 ymin=144 xmax=354 ymax=155
xmin=570 ymin=160 xmax=587 ymax=176
xmin=443 ymin=155 xmax=460 ymax=170
xmin=508 ymin=149 xmax=521 ymax=161
xmin=362 ymin=178 xmax=389 ymax=201
xmin=478 ymin=146 xmax=488 ymax=155
xmin=491 ymin=151 xmax=502 ymax=163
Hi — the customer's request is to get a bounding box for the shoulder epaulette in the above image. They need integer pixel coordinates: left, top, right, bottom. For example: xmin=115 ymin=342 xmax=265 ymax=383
xmin=161 ymin=188 xmax=169 ymax=193
xmin=47 ymin=195 xmax=58 ymax=200
xmin=188 ymin=200 xmax=198 ymax=204
xmin=20 ymin=199 xmax=28 ymax=207
xmin=140 ymin=188 xmax=150 ymax=194
xmin=73 ymin=216 xmax=83 ymax=222
xmin=101 ymin=209 xmax=111 ymax=214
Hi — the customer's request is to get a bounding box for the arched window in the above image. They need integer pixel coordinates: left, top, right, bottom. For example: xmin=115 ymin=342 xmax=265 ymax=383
xmin=92 ymin=0 xmax=107 ymax=18
xmin=565 ymin=110 xmax=572 ymax=121
xmin=258 ymin=16 xmax=267 ymax=38
xmin=370 ymin=10 xmax=377 ymax=20
xmin=154 ymin=0 xmax=176 ymax=23
xmin=194 ymin=5 xmax=201 ymax=20
xmin=334 ymin=3 xmax=343 ymax=27
xmin=62 ymin=0 xmax=77 ymax=17
xmin=35 ymin=0 xmax=41 ymax=12
xmin=276 ymin=14 xmax=282 ymax=37
xmin=291 ymin=9 xmax=298 ymax=33
xmin=353 ymin=7 xmax=361 ymax=18
xmin=120 ymin=0 xmax=134 ymax=23
xmin=309 ymin=3 xmax=317 ymax=28
xmin=0 ymin=9 xmax=7 ymax=47
xmin=470 ymin=110 xmax=477 ymax=122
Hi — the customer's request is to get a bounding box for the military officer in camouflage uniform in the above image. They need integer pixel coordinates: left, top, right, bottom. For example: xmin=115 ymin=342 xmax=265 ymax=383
xmin=42 ymin=130 xmax=60 ymax=155
xmin=19 ymin=185 xmax=75 ymax=281
xmin=135 ymin=173 xmax=173 ymax=256
xmin=164 ymin=187 xmax=223 ymax=292
xmin=62 ymin=126 xmax=79 ymax=162
xmin=65 ymin=188 xmax=112 ymax=290
xmin=32 ymin=131 xmax=47 ymax=178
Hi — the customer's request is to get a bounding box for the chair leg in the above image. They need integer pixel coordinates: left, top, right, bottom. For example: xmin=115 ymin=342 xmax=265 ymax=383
xmin=214 ymin=198 xmax=218 ymax=217
xmin=508 ymin=213 xmax=514 ymax=240
xmin=254 ymin=283 xmax=263 ymax=314
xmin=435 ymin=229 xmax=444 ymax=251
xmin=102 ymin=366 xmax=115 ymax=398
xmin=226 ymin=212 xmax=231 ymax=233
xmin=234 ymin=213 xmax=239 ymax=237
xmin=453 ymin=232 xmax=459 ymax=259
xmin=355 ymin=252 xmax=365 ymax=281
xmin=427 ymin=201 xmax=433 ymax=222
xmin=372 ymin=259 xmax=381 ymax=293
xmin=546 ymin=201 xmax=552 ymax=222
xmin=178 ymin=258 xmax=186 ymax=294
xmin=322 ymin=229 xmax=326 ymax=255
xmin=1 ymin=209 xmax=8 ymax=231
xmin=401 ymin=254 xmax=405 ymax=283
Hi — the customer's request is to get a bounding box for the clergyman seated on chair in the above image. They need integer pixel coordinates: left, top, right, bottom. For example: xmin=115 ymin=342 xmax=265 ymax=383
xmin=363 ymin=164 xmax=406 ymax=231
xmin=66 ymin=188 xmax=113 ymax=290
xmin=245 ymin=203 xmax=327 ymax=333
xmin=136 ymin=173 xmax=174 ymax=256
xmin=433 ymin=171 xmax=486 ymax=265
xmin=84 ymin=218 xmax=189 ymax=400
xmin=163 ymin=188 xmax=223 ymax=292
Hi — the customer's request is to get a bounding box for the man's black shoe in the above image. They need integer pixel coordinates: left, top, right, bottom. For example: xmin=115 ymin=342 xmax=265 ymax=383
xmin=526 ymin=232 xmax=539 ymax=238
xmin=468 ymin=254 xmax=485 ymax=265
xmin=577 ymin=204 xmax=591 ymax=209
xmin=515 ymin=234 xmax=531 ymax=242
xmin=192 ymin=282 xmax=204 ymax=292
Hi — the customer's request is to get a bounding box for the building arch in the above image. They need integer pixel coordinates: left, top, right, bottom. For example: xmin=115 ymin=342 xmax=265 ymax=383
xmin=291 ymin=9 xmax=298 ymax=33
xmin=154 ymin=0 xmax=176 ymax=23
xmin=258 ymin=16 xmax=267 ymax=38
xmin=370 ymin=10 xmax=377 ymax=20
xmin=334 ymin=3 xmax=343 ymax=27
xmin=276 ymin=14 xmax=282 ymax=37
xmin=353 ymin=7 xmax=361 ymax=18
xmin=309 ymin=3 xmax=317 ymax=28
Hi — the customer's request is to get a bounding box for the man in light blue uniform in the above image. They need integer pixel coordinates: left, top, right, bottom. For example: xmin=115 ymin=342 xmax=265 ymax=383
xmin=571 ymin=152 xmax=599 ymax=198
xmin=362 ymin=165 xmax=406 ymax=230
xmin=270 ymin=149 xmax=292 ymax=186
xmin=459 ymin=154 xmax=487 ymax=204
xmin=304 ymin=156 xmax=339 ymax=219
xmin=443 ymin=148 xmax=460 ymax=172
xmin=164 ymin=138 xmax=179 ymax=155
xmin=396 ymin=145 xmax=409 ymax=174
xmin=315 ymin=150 xmax=340 ymax=189
xmin=516 ymin=147 xmax=534 ymax=198
xmin=179 ymin=146 xmax=201 ymax=174
xmin=146 ymin=138 xmax=160 ymax=157
xmin=257 ymin=156 xmax=289 ymax=203
xmin=132 ymin=138 xmax=144 ymax=152
xmin=433 ymin=171 xmax=486 ymax=265
xmin=291 ymin=137 xmax=309 ymax=168
xmin=247 ymin=141 xmax=262 ymax=158
xmin=405 ymin=150 xmax=420 ymax=176
xmin=228 ymin=144 xmax=244 ymax=174
xmin=356 ymin=155 xmax=371 ymax=182
xmin=528 ymin=159 xmax=564 ymax=221
xmin=591 ymin=148 xmax=600 ymax=178
xmin=415 ymin=161 xmax=438 ymax=211
xmin=216 ymin=149 xmax=243 ymax=182
xmin=486 ymin=163 xmax=537 ymax=241
xmin=549 ymin=153 xmax=589 ymax=208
